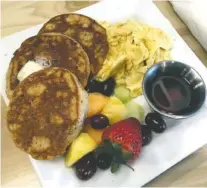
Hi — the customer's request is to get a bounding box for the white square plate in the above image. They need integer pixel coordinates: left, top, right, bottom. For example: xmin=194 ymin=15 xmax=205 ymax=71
xmin=1 ymin=0 xmax=207 ymax=187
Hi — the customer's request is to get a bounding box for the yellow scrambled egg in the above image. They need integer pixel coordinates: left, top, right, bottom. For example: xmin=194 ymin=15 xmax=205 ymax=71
xmin=96 ymin=20 xmax=173 ymax=97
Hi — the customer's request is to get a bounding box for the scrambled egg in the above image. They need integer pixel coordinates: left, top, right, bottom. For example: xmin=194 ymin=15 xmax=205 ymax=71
xmin=96 ymin=20 xmax=172 ymax=97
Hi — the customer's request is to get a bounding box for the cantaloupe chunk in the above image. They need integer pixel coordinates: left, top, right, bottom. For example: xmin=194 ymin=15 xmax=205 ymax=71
xmin=83 ymin=123 xmax=106 ymax=144
xmin=87 ymin=93 xmax=109 ymax=117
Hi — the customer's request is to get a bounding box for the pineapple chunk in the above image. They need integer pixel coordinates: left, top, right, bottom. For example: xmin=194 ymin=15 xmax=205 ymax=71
xmin=101 ymin=96 xmax=127 ymax=125
xmin=65 ymin=133 xmax=97 ymax=167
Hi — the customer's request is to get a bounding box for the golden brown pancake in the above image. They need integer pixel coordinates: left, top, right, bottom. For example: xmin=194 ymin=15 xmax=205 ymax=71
xmin=39 ymin=13 xmax=109 ymax=75
xmin=6 ymin=33 xmax=90 ymax=99
xmin=7 ymin=68 xmax=88 ymax=160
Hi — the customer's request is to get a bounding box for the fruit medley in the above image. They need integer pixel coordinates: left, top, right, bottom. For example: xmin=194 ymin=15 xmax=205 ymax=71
xmin=65 ymin=77 xmax=167 ymax=180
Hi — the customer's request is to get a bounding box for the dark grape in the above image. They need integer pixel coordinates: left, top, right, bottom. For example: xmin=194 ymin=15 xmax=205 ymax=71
xmin=91 ymin=114 xmax=109 ymax=129
xmin=75 ymin=152 xmax=97 ymax=180
xmin=85 ymin=76 xmax=103 ymax=93
xmin=97 ymin=153 xmax=112 ymax=170
xmin=101 ymin=77 xmax=116 ymax=96
xmin=141 ymin=125 xmax=152 ymax=146
xmin=145 ymin=113 xmax=166 ymax=133
xmin=85 ymin=76 xmax=115 ymax=96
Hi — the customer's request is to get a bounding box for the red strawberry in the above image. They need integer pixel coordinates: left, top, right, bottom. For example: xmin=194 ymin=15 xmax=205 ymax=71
xmin=96 ymin=117 xmax=142 ymax=173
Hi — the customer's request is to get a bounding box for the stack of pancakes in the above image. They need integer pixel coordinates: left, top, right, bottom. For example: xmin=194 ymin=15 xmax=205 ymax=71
xmin=6 ymin=14 xmax=109 ymax=160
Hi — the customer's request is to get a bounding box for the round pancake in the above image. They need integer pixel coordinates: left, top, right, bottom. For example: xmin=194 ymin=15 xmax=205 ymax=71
xmin=6 ymin=33 xmax=90 ymax=99
xmin=39 ymin=13 xmax=109 ymax=75
xmin=7 ymin=68 xmax=88 ymax=160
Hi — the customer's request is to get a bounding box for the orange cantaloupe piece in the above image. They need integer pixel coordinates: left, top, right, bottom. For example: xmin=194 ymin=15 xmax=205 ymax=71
xmin=87 ymin=93 xmax=109 ymax=117
xmin=83 ymin=122 xmax=106 ymax=144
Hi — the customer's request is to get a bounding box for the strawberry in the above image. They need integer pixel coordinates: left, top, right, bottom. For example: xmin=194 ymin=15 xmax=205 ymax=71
xmin=96 ymin=117 xmax=142 ymax=173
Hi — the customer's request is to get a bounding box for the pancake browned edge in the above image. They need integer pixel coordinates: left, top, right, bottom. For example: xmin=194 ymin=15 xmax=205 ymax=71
xmin=39 ymin=13 xmax=109 ymax=75
xmin=6 ymin=33 xmax=90 ymax=100
xmin=7 ymin=68 xmax=88 ymax=160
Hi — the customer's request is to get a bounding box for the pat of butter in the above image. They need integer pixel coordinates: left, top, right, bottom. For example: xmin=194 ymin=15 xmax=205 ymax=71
xmin=17 ymin=61 xmax=44 ymax=81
